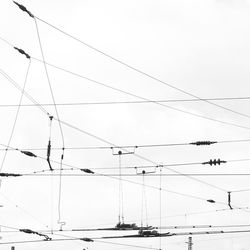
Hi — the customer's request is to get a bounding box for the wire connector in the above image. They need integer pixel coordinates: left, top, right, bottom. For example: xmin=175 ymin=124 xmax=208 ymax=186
xmin=80 ymin=168 xmax=94 ymax=174
xmin=228 ymin=192 xmax=233 ymax=210
xmin=112 ymin=149 xmax=135 ymax=155
xmin=0 ymin=173 xmax=22 ymax=177
xmin=47 ymin=140 xmax=53 ymax=171
xmin=21 ymin=150 xmax=37 ymax=157
xmin=13 ymin=47 xmax=30 ymax=59
xmin=13 ymin=1 xmax=34 ymax=18
xmin=190 ymin=141 xmax=217 ymax=146
xmin=80 ymin=237 xmax=94 ymax=242
xmin=207 ymin=199 xmax=216 ymax=203
xmin=202 ymin=159 xmax=227 ymax=166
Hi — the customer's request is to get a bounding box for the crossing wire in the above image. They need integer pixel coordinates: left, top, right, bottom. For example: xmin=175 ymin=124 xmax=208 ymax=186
xmin=33 ymin=16 xmax=250 ymax=122
xmin=34 ymin=17 xmax=66 ymax=230
xmin=0 ymin=142 xmax=229 ymax=209
xmin=2 ymin=34 xmax=250 ymax=132
xmin=0 ymin=60 xmax=31 ymax=175
xmin=32 ymin=56 xmax=250 ymax=132
xmin=0 ymin=68 xmax=239 ymax=205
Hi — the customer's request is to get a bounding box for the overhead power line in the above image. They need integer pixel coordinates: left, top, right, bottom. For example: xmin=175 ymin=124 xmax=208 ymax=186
xmin=2 ymin=33 xmax=250 ymax=132
xmin=1 ymin=96 xmax=250 ymax=108
xmin=0 ymin=138 xmax=249 ymax=152
xmin=32 ymin=56 xmax=250 ymax=132
xmin=0 ymin=60 xmax=31 ymax=175
xmin=31 ymin=13 xmax=250 ymax=123
xmin=0 ymin=59 xmax=245 ymax=208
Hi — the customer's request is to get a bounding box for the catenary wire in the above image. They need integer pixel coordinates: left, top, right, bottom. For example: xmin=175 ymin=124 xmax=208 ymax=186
xmin=33 ymin=16 xmax=250 ymax=122
xmin=1 ymin=138 xmax=250 ymax=151
xmin=2 ymin=35 xmax=250 ymax=132
xmin=0 ymin=143 xmax=238 ymax=208
xmin=32 ymin=56 xmax=250 ymax=132
xmin=1 ymin=96 xmax=250 ymax=107
xmin=0 ymin=67 xmax=240 ymax=201
xmin=0 ymin=60 xmax=31 ymax=175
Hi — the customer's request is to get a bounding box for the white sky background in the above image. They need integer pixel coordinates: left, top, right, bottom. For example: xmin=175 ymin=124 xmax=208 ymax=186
xmin=1 ymin=0 xmax=250 ymax=249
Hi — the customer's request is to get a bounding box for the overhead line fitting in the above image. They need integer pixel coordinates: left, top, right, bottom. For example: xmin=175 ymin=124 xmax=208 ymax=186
xmin=135 ymin=168 xmax=156 ymax=175
xmin=13 ymin=1 xmax=34 ymax=18
xmin=189 ymin=141 xmax=217 ymax=146
xmin=202 ymin=159 xmax=227 ymax=166
xmin=13 ymin=47 xmax=30 ymax=59
xmin=21 ymin=150 xmax=37 ymax=157
xmin=207 ymin=199 xmax=216 ymax=203
xmin=47 ymin=116 xmax=53 ymax=171
xmin=0 ymin=173 xmax=22 ymax=177
xmin=80 ymin=168 xmax=94 ymax=174
xmin=112 ymin=149 xmax=135 ymax=155
xmin=19 ymin=229 xmax=51 ymax=241
xmin=80 ymin=237 xmax=94 ymax=242
xmin=228 ymin=192 xmax=233 ymax=210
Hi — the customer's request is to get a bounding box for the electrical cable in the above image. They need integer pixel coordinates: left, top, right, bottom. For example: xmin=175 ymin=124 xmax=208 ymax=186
xmin=54 ymin=118 xmax=229 ymax=193
xmin=0 ymin=192 xmax=50 ymax=229
xmin=231 ymin=188 xmax=250 ymax=193
xmin=33 ymin=16 xmax=250 ymax=123
xmin=34 ymin=17 xmax=66 ymax=230
xmin=118 ymin=151 xmax=124 ymax=224
xmin=0 ymin=138 xmax=250 ymax=151
xmin=15 ymin=172 xmax=250 ymax=177
xmin=0 ymin=68 xmax=242 ymax=209
xmin=2 ymin=96 xmax=250 ymax=108
xmin=0 ymin=143 xmax=233 ymax=215
xmin=0 ymin=60 xmax=31 ymax=174
xmin=0 ymin=68 xmax=49 ymax=116
xmin=159 ymin=167 xmax=162 ymax=250
xmin=32 ymin=56 xmax=250 ymax=132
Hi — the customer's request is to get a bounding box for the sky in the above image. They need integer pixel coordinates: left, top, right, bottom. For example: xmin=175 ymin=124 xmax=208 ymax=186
xmin=1 ymin=0 xmax=250 ymax=249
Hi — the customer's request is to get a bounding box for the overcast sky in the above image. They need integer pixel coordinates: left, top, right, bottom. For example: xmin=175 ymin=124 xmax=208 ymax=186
xmin=1 ymin=0 xmax=250 ymax=249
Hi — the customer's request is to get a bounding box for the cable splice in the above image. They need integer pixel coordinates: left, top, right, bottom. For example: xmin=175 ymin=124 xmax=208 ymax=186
xmin=13 ymin=47 xmax=30 ymax=59
xmin=13 ymin=1 xmax=34 ymax=18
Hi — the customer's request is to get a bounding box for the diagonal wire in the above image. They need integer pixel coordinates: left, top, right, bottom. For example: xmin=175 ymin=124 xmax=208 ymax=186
xmin=31 ymin=56 xmax=250 ymax=132
xmin=0 ymin=67 xmax=234 ymax=198
xmin=0 ymin=60 xmax=31 ymax=174
xmin=35 ymin=16 xmax=250 ymax=121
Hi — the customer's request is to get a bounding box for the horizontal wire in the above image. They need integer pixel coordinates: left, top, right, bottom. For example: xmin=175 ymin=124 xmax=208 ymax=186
xmin=1 ymin=96 xmax=250 ymax=107
xmin=3 ymin=228 xmax=250 ymax=246
xmin=17 ymin=173 xmax=250 ymax=177
xmin=0 ymin=138 xmax=250 ymax=151
xmin=0 ymin=144 xmax=219 ymax=203
xmin=231 ymin=188 xmax=250 ymax=193
xmin=3 ymin=224 xmax=250 ymax=234
xmin=0 ymin=67 xmax=241 ymax=202
xmin=3 ymin=141 xmax=250 ymax=172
